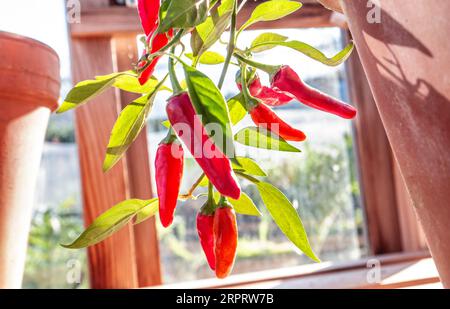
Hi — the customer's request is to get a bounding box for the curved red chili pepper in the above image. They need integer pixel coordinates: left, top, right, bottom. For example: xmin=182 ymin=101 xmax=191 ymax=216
xmin=237 ymin=75 xmax=294 ymax=107
xmin=139 ymin=30 xmax=174 ymax=85
xmin=257 ymin=84 xmax=294 ymax=107
xmin=137 ymin=0 xmax=160 ymax=36
xmin=197 ymin=212 xmax=216 ymax=270
xmin=271 ymin=65 xmax=357 ymax=119
xmin=214 ymin=204 xmax=238 ymax=279
xmin=166 ymin=92 xmax=241 ymax=200
xmin=155 ymin=140 xmax=184 ymax=228
xmin=250 ymin=102 xmax=307 ymax=142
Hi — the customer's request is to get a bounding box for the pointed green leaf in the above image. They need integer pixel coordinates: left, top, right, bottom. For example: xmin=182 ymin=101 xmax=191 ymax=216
xmin=257 ymin=181 xmax=320 ymax=262
xmin=229 ymin=192 xmax=262 ymax=217
xmin=103 ymin=92 xmax=157 ymax=172
xmin=57 ymin=73 xmax=123 ymax=113
xmin=235 ymin=127 xmax=301 ymax=153
xmin=185 ymin=51 xmax=225 ymax=65
xmin=158 ymin=0 xmax=209 ymax=33
xmin=250 ymin=32 xmax=288 ymax=53
xmin=227 ymin=93 xmax=247 ymax=125
xmin=198 ymin=175 xmax=209 ymax=187
xmin=232 ymin=157 xmax=267 ymax=177
xmin=250 ymin=40 xmax=355 ymax=66
xmin=97 ymin=71 xmax=170 ymax=94
xmin=62 ymin=199 xmax=155 ymax=249
xmin=191 ymin=0 xmax=235 ymax=57
xmin=214 ymin=192 xmax=261 ymax=217
xmin=184 ymin=65 xmax=235 ymax=155
xmin=161 ymin=120 xmax=171 ymax=129
xmin=239 ymin=1 xmax=302 ymax=32
xmin=134 ymin=198 xmax=159 ymax=225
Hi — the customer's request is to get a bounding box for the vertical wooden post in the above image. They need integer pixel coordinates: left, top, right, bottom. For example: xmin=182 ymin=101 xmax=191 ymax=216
xmin=71 ymin=37 xmax=138 ymax=288
xmin=392 ymin=155 xmax=428 ymax=252
xmin=69 ymin=0 xmax=162 ymax=288
xmin=345 ymin=46 xmax=402 ymax=254
xmin=112 ymin=34 xmax=163 ymax=287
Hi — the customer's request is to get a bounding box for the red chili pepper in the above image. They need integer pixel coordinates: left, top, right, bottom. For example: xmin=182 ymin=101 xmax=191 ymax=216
xmin=214 ymin=203 xmax=238 ymax=279
xmin=250 ymin=102 xmax=307 ymax=142
xmin=137 ymin=0 xmax=160 ymax=36
xmin=166 ymin=92 xmax=241 ymax=200
xmin=197 ymin=211 xmax=216 ymax=270
xmin=271 ymin=65 xmax=357 ymax=119
xmin=139 ymin=30 xmax=174 ymax=85
xmin=155 ymin=138 xmax=184 ymax=228
xmin=237 ymin=74 xmax=294 ymax=107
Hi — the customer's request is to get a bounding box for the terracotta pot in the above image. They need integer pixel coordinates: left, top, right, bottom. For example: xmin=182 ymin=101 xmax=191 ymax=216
xmin=340 ymin=0 xmax=450 ymax=287
xmin=0 ymin=31 xmax=60 ymax=288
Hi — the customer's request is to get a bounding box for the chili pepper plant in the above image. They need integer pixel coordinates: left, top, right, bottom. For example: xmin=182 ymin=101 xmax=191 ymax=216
xmin=59 ymin=0 xmax=357 ymax=279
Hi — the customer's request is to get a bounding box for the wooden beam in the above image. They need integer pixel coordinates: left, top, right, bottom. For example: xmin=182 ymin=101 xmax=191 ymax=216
xmin=156 ymin=251 xmax=436 ymax=289
xmin=392 ymin=154 xmax=428 ymax=252
xmin=71 ymin=3 xmax=336 ymax=38
xmin=71 ymin=37 xmax=138 ymax=288
xmin=344 ymin=37 xmax=403 ymax=255
xmin=112 ymin=34 xmax=163 ymax=287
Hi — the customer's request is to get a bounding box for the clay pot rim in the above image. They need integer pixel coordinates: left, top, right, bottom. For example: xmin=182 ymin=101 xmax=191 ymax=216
xmin=0 ymin=31 xmax=61 ymax=112
xmin=0 ymin=31 xmax=60 ymax=61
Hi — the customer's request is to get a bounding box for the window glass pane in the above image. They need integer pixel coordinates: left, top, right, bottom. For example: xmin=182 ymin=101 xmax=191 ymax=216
xmin=0 ymin=0 xmax=89 ymax=289
xmin=148 ymin=28 xmax=367 ymax=283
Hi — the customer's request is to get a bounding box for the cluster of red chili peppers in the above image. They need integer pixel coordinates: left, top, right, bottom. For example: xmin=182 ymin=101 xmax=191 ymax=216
xmin=137 ymin=0 xmax=356 ymax=279
xmin=237 ymin=66 xmax=357 ymax=142
xmin=137 ymin=0 xmax=173 ymax=85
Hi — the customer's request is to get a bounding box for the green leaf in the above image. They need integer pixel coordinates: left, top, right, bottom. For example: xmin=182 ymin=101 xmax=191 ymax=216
xmin=230 ymin=192 xmax=261 ymax=216
xmin=232 ymin=157 xmax=267 ymax=177
xmin=134 ymin=199 xmax=159 ymax=225
xmin=57 ymin=72 xmax=123 ymax=113
xmin=191 ymin=0 xmax=235 ymax=57
xmin=185 ymin=51 xmax=225 ymax=65
xmin=103 ymin=90 xmax=158 ymax=172
xmin=239 ymin=0 xmax=302 ymax=32
xmin=198 ymin=175 xmax=209 ymax=187
xmin=250 ymin=32 xmax=288 ymax=53
xmin=159 ymin=0 xmax=209 ymax=33
xmin=235 ymin=127 xmax=301 ymax=152
xmin=161 ymin=120 xmax=171 ymax=128
xmin=257 ymin=181 xmax=320 ymax=262
xmin=227 ymin=94 xmax=247 ymax=125
xmin=62 ymin=199 xmax=155 ymax=249
xmin=97 ymin=71 xmax=170 ymax=94
xmin=250 ymin=40 xmax=355 ymax=66
xmin=184 ymin=65 xmax=235 ymax=155
xmin=214 ymin=192 xmax=261 ymax=217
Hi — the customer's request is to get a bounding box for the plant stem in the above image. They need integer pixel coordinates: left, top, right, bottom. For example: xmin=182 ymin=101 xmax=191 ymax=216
xmin=218 ymin=0 xmax=238 ymax=90
xmin=240 ymin=64 xmax=259 ymax=110
xmin=208 ymin=181 xmax=214 ymax=203
xmin=234 ymin=53 xmax=281 ymax=76
xmin=168 ymin=45 xmax=182 ymax=94
xmin=160 ymin=29 xmax=186 ymax=53
xmin=186 ymin=174 xmax=205 ymax=196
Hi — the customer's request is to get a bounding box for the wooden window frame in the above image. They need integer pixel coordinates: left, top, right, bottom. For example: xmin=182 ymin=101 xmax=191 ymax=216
xmin=68 ymin=0 xmax=427 ymax=289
